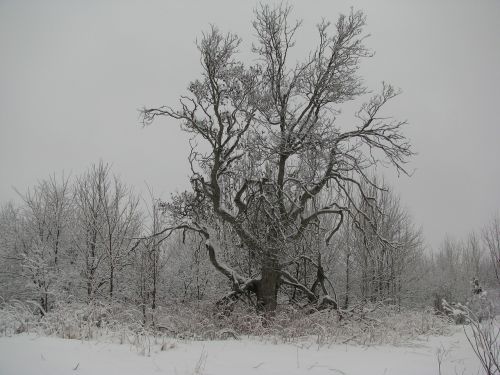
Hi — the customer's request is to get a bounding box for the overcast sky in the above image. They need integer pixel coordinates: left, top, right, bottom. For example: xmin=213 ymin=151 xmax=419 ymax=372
xmin=1 ymin=0 xmax=499 ymax=250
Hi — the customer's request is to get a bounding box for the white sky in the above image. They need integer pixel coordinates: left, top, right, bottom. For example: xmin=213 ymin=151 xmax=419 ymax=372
xmin=1 ymin=0 xmax=499 ymax=250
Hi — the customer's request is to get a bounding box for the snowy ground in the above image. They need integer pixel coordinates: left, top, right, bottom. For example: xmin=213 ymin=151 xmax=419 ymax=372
xmin=0 ymin=329 xmax=482 ymax=375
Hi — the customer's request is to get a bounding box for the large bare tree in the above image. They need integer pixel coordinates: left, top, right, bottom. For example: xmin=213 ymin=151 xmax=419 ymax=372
xmin=142 ymin=5 xmax=413 ymax=312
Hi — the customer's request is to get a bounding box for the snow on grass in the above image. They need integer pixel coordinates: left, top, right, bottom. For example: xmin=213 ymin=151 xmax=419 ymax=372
xmin=0 ymin=328 xmax=482 ymax=375
xmin=0 ymin=301 xmax=454 ymax=346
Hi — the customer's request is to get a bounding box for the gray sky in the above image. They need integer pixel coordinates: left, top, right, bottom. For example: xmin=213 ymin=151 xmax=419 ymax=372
xmin=1 ymin=0 xmax=499 ymax=250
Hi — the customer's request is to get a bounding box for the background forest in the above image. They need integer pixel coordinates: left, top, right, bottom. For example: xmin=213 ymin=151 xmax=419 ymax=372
xmin=0 ymin=161 xmax=498 ymax=327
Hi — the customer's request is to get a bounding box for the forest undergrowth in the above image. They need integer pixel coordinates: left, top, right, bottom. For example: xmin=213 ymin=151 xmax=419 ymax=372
xmin=0 ymin=299 xmax=453 ymax=351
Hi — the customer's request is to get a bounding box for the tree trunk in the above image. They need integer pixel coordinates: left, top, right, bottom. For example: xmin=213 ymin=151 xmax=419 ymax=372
xmin=109 ymin=265 xmax=114 ymax=298
xmin=42 ymin=289 xmax=49 ymax=315
xmin=344 ymin=252 xmax=350 ymax=309
xmin=256 ymin=258 xmax=280 ymax=312
xmin=87 ymin=279 xmax=92 ymax=299
xmin=151 ymin=271 xmax=156 ymax=310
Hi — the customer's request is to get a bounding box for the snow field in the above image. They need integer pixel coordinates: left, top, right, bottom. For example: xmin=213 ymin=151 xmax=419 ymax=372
xmin=0 ymin=329 xmax=482 ymax=375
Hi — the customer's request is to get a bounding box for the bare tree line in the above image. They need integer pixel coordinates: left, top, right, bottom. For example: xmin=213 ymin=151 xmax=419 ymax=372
xmin=0 ymin=162 xmax=498 ymax=322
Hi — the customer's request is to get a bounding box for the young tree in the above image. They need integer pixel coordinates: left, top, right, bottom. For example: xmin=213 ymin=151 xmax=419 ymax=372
xmin=355 ymin=179 xmax=423 ymax=305
xmin=483 ymin=213 xmax=500 ymax=286
xmin=73 ymin=162 xmax=141 ymax=301
xmin=15 ymin=175 xmax=73 ymax=314
xmin=325 ymin=178 xmax=424 ymax=308
xmin=132 ymin=192 xmax=171 ymax=325
xmin=142 ymin=5 xmax=413 ymax=312
xmin=0 ymin=203 xmax=27 ymax=302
